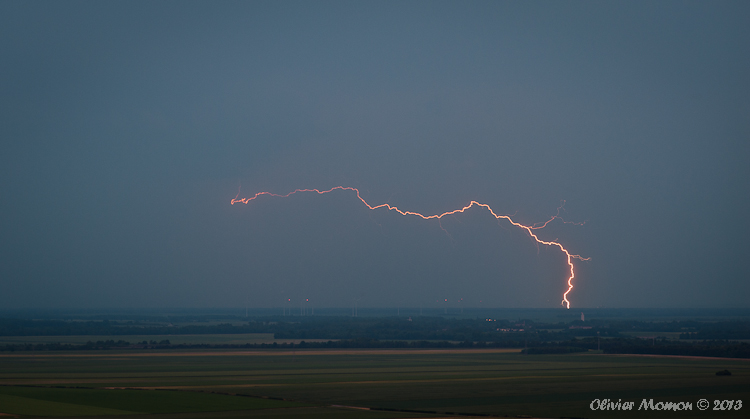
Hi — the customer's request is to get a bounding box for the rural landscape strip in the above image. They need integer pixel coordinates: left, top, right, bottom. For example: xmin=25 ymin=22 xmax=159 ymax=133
xmin=3 ymin=315 xmax=749 ymax=359
xmin=0 ymin=348 xmax=523 ymax=358
xmin=2 ymin=310 xmax=749 ymax=418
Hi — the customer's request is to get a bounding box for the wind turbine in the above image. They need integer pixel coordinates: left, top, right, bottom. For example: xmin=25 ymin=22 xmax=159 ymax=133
xmin=397 ymin=297 xmax=407 ymax=317
xmin=353 ymin=298 xmax=362 ymax=317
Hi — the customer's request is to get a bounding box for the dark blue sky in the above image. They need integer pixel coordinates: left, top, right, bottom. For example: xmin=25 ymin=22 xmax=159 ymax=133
xmin=1 ymin=1 xmax=748 ymax=309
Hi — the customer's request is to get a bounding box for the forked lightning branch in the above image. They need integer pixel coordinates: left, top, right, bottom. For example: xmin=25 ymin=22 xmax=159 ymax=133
xmin=232 ymin=186 xmax=589 ymax=308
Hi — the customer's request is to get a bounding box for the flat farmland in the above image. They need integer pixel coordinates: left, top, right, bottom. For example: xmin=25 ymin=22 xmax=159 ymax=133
xmin=1 ymin=349 xmax=748 ymax=418
xmin=0 ymin=334 xmax=272 ymax=346
xmin=0 ymin=334 xmax=340 ymax=346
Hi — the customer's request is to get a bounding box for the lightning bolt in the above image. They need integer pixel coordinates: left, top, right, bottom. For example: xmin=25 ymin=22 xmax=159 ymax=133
xmin=232 ymin=186 xmax=589 ymax=309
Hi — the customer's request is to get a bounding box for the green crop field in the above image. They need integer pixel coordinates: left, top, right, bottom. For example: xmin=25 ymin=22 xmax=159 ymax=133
xmin=1 ymin=348 xmax=748 ymax=418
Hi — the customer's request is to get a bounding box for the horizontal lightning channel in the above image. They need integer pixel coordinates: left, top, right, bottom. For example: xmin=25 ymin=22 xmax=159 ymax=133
xmin=232 ymin=186 xmax=589 ymax=309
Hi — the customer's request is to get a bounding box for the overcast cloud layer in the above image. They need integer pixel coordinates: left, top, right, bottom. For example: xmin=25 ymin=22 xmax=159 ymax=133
xmin=1 ymin=1 xmax=748 ymax=309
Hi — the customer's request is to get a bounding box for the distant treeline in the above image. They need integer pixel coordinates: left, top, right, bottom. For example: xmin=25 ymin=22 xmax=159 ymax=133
xmin=677 ymin=320 xmax=750 ymax=340
xmin=0 ymin=318 xmax=251 ymax=337
xmin=2 ymin=315 xmax=750 ymax=358
xmin=3 ymin=316 xmax=750 ymax=340
xmin=522 ymin=346 xmax=589 ymax=354
xmin=3 ymin=337 xmax=748 ymax=358
xmin=0 ymin=316 xmax=628 ymax=343
xmin=0 ymin=338 xmax=522 ymax=352
xmin=599 ymin=339 xmax=750 ymax=358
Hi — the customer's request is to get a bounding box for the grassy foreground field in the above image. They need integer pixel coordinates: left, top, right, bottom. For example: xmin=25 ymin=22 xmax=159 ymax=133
xmin=1 ymin=348 xmax=748 ymax=418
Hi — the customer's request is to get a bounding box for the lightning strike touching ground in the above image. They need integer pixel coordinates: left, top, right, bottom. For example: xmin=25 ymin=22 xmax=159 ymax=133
xmin=232 ymin=186 xmax=589 ymax=308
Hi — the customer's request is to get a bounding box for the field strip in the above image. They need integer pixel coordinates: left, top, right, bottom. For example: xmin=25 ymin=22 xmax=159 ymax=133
xmin=121 ymin=371 xmax=668 ymax=391
xmin=284 ymin=372 xmax=661 ymax=385
xmin=0 ymin=348 xmax=522 ymax=358
xmin=105 ymin=384 xmax=282 ymax=390
xmin=120 ymin=375 xmax=579 ymax=390
xmin=330 ymin=404 xmax=485 ymax=419
xmin=0 ymin=378 xmax=148 ymax=385
xmin=330 ymin=404 xmax=370 ymax=410
xmin=0 ymin=372 xmax=657 ymax=387
xmin=606 ymin=354 xmax=750 ymax=361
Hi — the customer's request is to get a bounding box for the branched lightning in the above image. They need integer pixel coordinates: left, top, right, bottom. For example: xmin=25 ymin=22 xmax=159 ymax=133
xmin=232 ymin=186 xmax=589 ymax=309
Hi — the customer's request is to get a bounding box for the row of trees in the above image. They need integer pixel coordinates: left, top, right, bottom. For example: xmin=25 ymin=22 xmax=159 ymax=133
xmin=3 ymin=337 xmax=748 ymax=358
